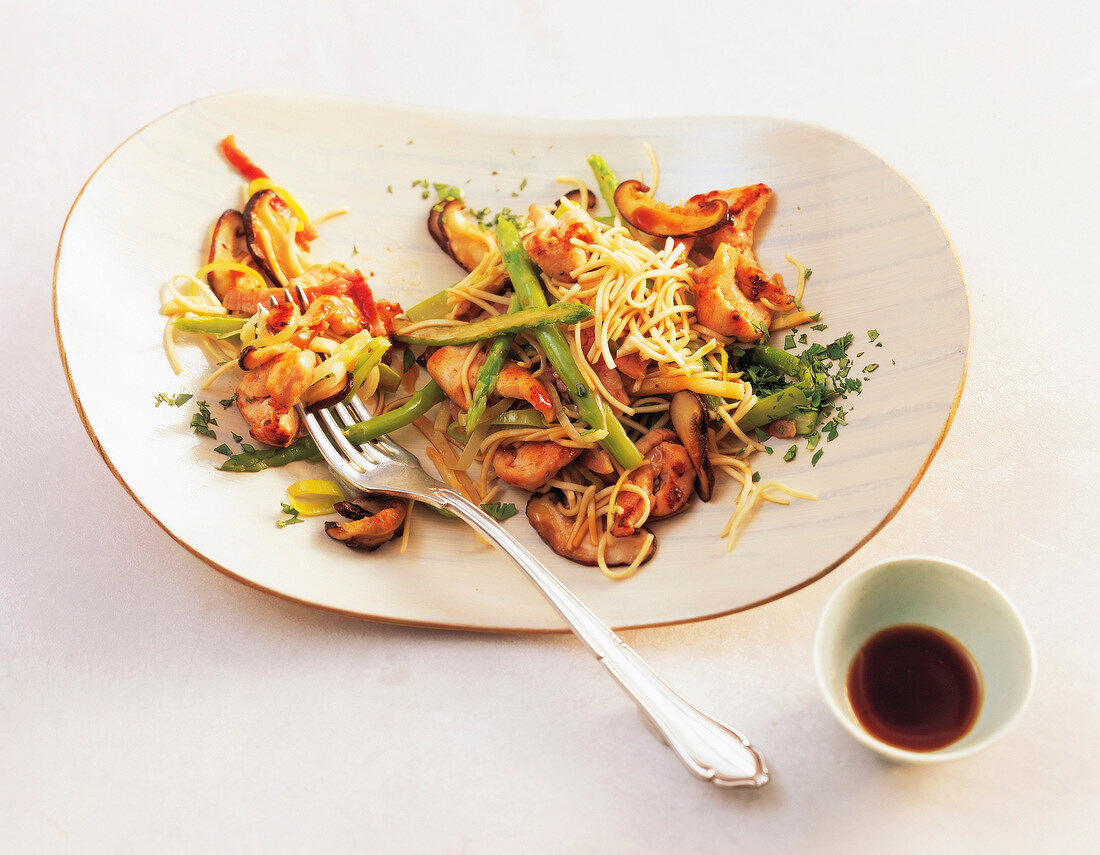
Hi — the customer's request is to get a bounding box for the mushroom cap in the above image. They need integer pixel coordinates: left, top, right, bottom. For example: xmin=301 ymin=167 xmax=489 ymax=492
xmin=670 ymin=390 xmax=715 ymax=501
xmin=207 ymin=209 xmax=248 ymax=299
xmin=526 ymin=492 xmax=656 ymax=567
xmin=613 ymin=180 xmax=729 ymax=238
xmin=427 ymin=199 xmax=489 ymax=272
xmin=243 ymin=189 xmax=299 ymax=284
xmin=324 ymin=496 xmax=408 ymax=551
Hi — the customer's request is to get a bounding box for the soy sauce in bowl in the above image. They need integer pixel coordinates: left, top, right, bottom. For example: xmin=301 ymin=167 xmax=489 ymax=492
xmin=847 ymin=624 xmax=983 ymax=752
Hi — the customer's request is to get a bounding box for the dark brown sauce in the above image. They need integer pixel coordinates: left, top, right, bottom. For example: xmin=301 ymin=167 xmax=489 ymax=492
xmin=847 ymin=624 xmax=982 ymax=752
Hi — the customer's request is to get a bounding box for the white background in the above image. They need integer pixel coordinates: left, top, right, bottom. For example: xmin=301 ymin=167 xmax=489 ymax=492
xmin=4 ymin=1 xmax=1098 ymax=851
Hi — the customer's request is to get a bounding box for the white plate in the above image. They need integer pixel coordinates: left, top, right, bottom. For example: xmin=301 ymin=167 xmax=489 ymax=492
xmin=55 ymin=90 xmax=968 ymax=632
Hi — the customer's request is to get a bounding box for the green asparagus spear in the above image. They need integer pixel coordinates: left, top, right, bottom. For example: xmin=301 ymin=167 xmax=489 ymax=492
xmin=586 ymin=154 xmax=621 ymax=221
xmin=394 ymin=301 xmax=592 ymax=346
xmin=219 ymin=436 xmax=322 ymax=472
xmin=495 ymin=218 xmax=642 ymax=470
xmin=466 ymin=294 xmax=521 ymax=435
xmin=736 ymin=381 xmax=816 ymax=432
xmin=343 ymin=381 xmax=446 ymax=445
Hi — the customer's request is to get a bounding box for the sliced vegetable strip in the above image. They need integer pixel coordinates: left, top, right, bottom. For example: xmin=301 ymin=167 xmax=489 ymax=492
xmin=403 ymin=288 xmax=453 ymax=323
xmin=393 ymin=301 xmax=592 ymax=346
xmin=171 ymin=316 xmax=248 ymax=335
xmin=495 ymin=218 xmax=642 ymax=470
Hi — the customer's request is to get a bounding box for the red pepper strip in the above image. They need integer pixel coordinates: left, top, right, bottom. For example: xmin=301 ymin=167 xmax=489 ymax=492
xmin=347 ymin=273 xmax=382 ymax=333
xmin=218 ymin=135 xmax=268 ymax=182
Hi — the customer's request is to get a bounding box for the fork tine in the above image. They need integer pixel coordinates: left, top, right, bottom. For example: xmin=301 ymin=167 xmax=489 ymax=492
xmin=317 ymin=406 xmax=378 ymax=465
xmin=301 ymin=410 xmax=368 ymax=483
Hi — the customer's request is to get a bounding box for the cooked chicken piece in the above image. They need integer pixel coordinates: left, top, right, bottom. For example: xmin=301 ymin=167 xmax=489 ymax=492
xmin=221 ymin=283 xmax=287 ymax=316
xmin=611 ymin=428 xmax=695 ymax=535
xmin=302 ymin=294 xmax=365 ymax=337
xmin=695 ymin=184 xmax=772 ymax=254
xmin=492 ymin=441 xmax=583 ymax=491
xmin=692 ymin=244 xmax=774 ymax=342
xmin=289 ymin=261 xmax=354 ymax=293
xmin=614 ymin=350 xmax=650 ymax=382
xmin=580 ymin=447 xmax=615 ymax=478
xmin=579 ymin=329 xmax=630 ymax=406
xmin=425 ymin=345 xmax=554 ymax=419
xmin=236 ymin=395 xmax=299 ymax=447
xmin=235 ymin=346 xmax=319 ymax=446
xmin=522 ymin=204 xmax=597 ymax=281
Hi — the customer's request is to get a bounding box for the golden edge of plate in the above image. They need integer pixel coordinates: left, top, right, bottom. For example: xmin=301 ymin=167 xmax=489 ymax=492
xmin=53 ymin=91 xmax=971 ymax=634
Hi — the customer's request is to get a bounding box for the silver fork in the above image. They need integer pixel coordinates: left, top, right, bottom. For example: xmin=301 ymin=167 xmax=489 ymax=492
xmin=272 ymin=288 xmax=769 ymax=788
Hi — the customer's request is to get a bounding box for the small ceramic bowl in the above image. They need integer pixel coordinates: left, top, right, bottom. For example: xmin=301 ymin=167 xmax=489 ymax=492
xmin=814 ymin=555 xmax=1035 ymax=763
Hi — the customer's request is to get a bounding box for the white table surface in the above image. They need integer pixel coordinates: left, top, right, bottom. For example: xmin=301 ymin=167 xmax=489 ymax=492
xmin=4 ymin=1 xmax=1097 ymax=851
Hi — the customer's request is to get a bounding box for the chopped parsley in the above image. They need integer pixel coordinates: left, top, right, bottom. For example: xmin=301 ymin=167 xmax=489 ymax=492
xmin=783 ymin=445 xmax=797 ymax=462
xmin=433 ymin=182 xmax=463 ymax=202
xmin=480 ymin=502 xmax=518 ymax=521
xmin=190 ymin=400 xmax=217 ymax=439
xmin=811 ymin=449 xmax=824 ymax=467
xmin=213 ymin=443 xmax=232 ymax=456
xmin=277 ymin=503 xmax=304 ymax=528
xmin=218 ymin=393 xmax=238 ymax=409
xmin=154 ymin=392 xmax=192 ymax=408
xmin=867 ymin=329 xmax=880 ymax=342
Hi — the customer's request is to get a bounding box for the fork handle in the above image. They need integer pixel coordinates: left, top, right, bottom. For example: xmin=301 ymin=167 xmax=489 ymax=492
xmin=430 ymin=488 xmax=770 ymax=788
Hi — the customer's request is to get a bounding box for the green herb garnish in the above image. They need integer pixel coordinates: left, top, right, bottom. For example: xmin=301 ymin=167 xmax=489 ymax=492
xmin=154 ymin=392 xmax=193 ymax=408
xmin=277 ymin=503 xmax=304 ymax=528
xmin=480 ymin=502 xmax=518 ymax=521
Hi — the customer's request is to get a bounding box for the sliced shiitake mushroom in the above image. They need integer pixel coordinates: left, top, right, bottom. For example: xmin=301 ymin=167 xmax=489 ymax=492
xmin=243 ymin=189 xmax=307 ymax=285
xmin=613 ymin=179 xmax=729 ymax=238
xmin=207 ymin=209 xmax=247 ymax=299
xmin=304 ymin=372 xmax=353 ymax=411
xmin=427 ymin=199 xmax=490 ymax=272
xmin=526 ymin=492 xmax=656 ymax=567
xmin=558 ymin=187 xmax=599 ymax=211
xmin=324 ymin=496 xmax=408 ymax=551
xmin=669 ymin=390 xmax=714 ymax=501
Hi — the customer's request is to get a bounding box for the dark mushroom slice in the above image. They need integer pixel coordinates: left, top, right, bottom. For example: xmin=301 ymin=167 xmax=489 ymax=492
xmin=669 ymin=390 xmax=714 ymax=501
xmin=206 ymin=209 xmax=248 ymax=300
xmin=526 ymin=492 xmax=657 ymax=567
xmin=558 ymin=187 xmax=599 ymax=211
xmin=427 ymin=199 xmax=491 ymax=272
xmin=324 ymin=497 xmax=408 ymax=551
xmin=243 ymin=189 xmax=308 ymax=286
xmin=237 ymin=343 xmax=293 ymax=371
xmin=613 ymin=179 xmax=729 ymax=238
xmin=304 ymin=372 xmax=353 ymax=411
